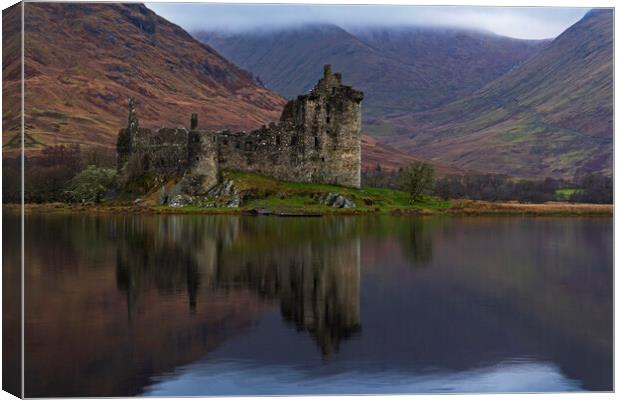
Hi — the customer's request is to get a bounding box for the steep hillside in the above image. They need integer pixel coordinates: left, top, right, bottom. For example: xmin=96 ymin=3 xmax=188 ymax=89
xmin=361 ymin=135 xmax=463 ymax=175
xmin=196 ymin=26 xmax=543 ymax=125
xmin=384 ymin=9 xmax=613 ymax=179
xmin=2 ymin=3 xmax=23 ymax=150
xmin=2 ymin=3 xmax=285 ymax=153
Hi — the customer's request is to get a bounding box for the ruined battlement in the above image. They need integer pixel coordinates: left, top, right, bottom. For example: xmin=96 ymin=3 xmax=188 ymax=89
xmin=117 ymin=65 xmax=364 ymax=196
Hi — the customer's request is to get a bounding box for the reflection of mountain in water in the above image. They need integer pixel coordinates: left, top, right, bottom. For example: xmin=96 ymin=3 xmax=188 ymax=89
xmin=17 ymin=212 xmax=611 ymax=396
xmin=115 ymin=216 xmax=361 ymax=356
xmin=22 ymin=214 xmax=271 ymax=397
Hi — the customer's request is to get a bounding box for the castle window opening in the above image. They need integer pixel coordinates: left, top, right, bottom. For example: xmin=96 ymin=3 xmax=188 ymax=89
xmin=314 ymin=137 xmax=319 ymax=148
xmin=276 ymin=135 xmax=281 ymax=146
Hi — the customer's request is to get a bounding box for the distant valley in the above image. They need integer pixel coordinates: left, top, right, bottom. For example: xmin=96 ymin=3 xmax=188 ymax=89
xmin=197 ymin=25 xmax=545 ymax=121
xmin=197 ymin=10 xmax=612 ymax=179
xmin=383 ymin=9 xmax=613 ymax=179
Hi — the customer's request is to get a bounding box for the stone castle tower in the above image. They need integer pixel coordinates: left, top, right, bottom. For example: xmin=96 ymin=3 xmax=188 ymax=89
xmin=117 ymin=65 xmax=364 ymax=193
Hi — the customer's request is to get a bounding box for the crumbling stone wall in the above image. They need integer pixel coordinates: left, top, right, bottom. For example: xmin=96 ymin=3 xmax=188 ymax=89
xmin=217 ymin=65 xmax=363 ymax=188
xmin=117 ymin=103 xmax=219 ymax=194
xmin=132 ymin=127 xmax=190 ymax=177
xmin=186 ymin=129 xmax=219 ymax=195
xmin=118 ymin=124 xmax=189 ymax=186
xmin=116 ymin=97 xmax=139 ymax=170
xmin=117 ymin=65 xmax=363 ymax=194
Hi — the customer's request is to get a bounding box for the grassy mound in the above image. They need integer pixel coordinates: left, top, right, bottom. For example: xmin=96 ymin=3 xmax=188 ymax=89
xmin=154 ymin=170 xmax=452 ymax=214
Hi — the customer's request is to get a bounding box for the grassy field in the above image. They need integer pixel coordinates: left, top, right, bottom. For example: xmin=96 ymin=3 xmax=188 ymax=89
xmin=555 ymin=188 xmax=580 ymax=201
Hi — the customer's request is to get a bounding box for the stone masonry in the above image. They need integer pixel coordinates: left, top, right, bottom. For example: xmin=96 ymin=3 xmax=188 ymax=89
xmin=117 ymin=65 xmax=364 ymax=193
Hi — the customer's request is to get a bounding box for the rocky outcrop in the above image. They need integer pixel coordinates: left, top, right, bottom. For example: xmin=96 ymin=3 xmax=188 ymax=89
xmin=160 ymin=178 xmax=242 ymax=208
xmin=318 ymin=192 xmax=356 ymax=209
xmin=207 ymin=179 xmax=241 ymax=208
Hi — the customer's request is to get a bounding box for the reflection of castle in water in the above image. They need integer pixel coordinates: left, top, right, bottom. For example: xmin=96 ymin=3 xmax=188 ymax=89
xmin=115 ymin=216 xmax=361 ymax=356
xmin=216 ymin=229 xmax=361 ymax=356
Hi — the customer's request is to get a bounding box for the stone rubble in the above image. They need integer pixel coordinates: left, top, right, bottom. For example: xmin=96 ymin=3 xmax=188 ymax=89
xmin=319 ymin=192 xmax=356 ymax=209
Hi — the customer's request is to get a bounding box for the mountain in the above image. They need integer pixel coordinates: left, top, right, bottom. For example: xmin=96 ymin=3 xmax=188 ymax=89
xmin=361 ymin=135 xmax=463 ymax=175
xmin=6 ymin=3 xmax=608 ymax=180
xmin=2 ymin=3 xmax=23 ymax=150
xmin=383 ymin=9 xmax=613 ymax=179
xmin=1 ymin=3 xmax=457 ymax=175
xmin=196 ymin=25 xmax=544 ymax=129
xmin=2 ymin=3 xmax=285 ymax=153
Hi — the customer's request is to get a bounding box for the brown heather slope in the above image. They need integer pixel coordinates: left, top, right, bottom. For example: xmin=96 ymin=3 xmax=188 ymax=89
xmin=2 ymin=3 xmax=285 ymax=154
xmin=383 ymin=9 xmax=613 ymax=179
xmin=2 ymin=3 xmax=23 ymax=150
xmin=361 ymin=135 xmax=463 ymax=175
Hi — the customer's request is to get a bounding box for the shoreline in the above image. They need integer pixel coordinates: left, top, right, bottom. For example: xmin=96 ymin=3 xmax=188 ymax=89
xmin=4 ymin=201 xmax=613 ymax=217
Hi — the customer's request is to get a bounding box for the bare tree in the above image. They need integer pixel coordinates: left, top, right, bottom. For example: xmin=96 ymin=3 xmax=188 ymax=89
xmin=400 ymin=161 xmax=435 ymax=203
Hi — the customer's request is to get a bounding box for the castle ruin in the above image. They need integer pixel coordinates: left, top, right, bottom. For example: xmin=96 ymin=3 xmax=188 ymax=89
xmin=117 ymin=65 xmax=364 ymax=195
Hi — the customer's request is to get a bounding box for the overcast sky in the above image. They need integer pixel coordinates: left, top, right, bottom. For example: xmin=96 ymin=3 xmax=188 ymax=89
xmin=145 ymin=3 xmax=590 ymax=40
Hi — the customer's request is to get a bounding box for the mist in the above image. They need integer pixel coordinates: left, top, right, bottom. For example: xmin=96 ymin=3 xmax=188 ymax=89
xmin=146 ymin=3 xmax=589 ymax=40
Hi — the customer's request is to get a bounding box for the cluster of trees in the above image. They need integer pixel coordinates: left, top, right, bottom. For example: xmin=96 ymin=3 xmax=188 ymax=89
xmin=433 ymin=174 xmax=566 ymax=203
xmin=361 ymin=164 xmax=401 ymax=189
xmin=363 ymin=162 xmax=613 ymax=204
xmin=434 ymin=173 xmax=612 ymax=204
xmin=569 ymin=173 xmax=613 ymax=204
xmin=3 ymin=145 xmax=118 ymax=204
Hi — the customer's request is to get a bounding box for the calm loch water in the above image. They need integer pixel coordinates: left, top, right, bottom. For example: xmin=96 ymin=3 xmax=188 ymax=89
xmin=4 ymin=212 xmax=613 ymax=396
